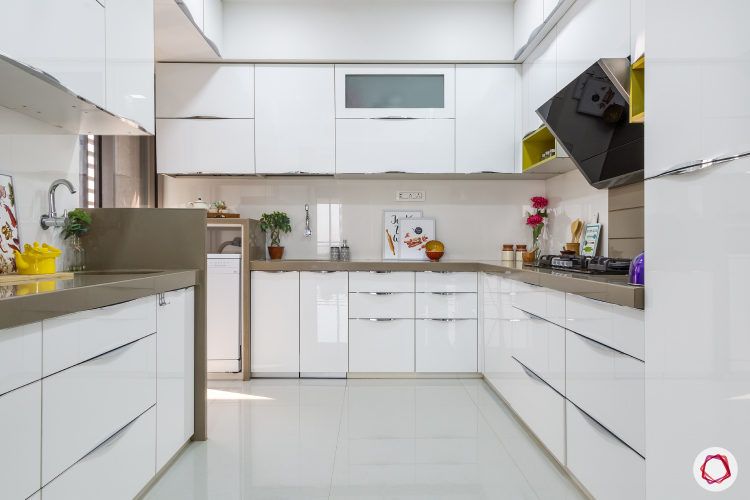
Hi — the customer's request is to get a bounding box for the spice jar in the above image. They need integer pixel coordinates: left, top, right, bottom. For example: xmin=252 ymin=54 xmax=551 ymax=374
xmin=501 ymin=244 xmax=515 ymax=263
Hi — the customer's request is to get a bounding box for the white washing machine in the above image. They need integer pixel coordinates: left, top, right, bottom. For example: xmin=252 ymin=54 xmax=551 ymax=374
xmin=207 ymin=254 xmax=241 ymax=372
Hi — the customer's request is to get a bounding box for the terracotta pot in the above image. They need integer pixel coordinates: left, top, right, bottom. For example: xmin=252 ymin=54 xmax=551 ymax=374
xmin=521 ymin=251 xmax=537 ymax=264
xmin=268 ymin=246 xmax=285 ymax=260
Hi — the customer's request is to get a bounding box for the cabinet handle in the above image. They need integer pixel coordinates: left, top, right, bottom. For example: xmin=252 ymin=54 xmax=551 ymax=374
xmin=645 ymin=150 xmax=750 ymax=180
xmin=86 ymin=337 xmax=145 ymax=365
xmin=511 ymin=356 xmax=563 ymax=397
xmin=349 ymin=318 xmax=399 ymax=322
xmin=362 ymin=292 xmax=395 ymax=295
xmin=82 ymin=407 xmax=153 ymax=461
xmin=372 ymin=116 xmax=418 ymax=120
xmin=572 ymin=402 xmax=644 ymax=458
xmin=420 ymin=318 xmax=474 ymax=322
xmin=367 ymin=271 xmax=393 ymax=274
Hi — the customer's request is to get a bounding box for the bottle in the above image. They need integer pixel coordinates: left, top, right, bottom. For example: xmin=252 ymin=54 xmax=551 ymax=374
xmin=340 ymin=240 xmax=351 ymax=261
xmin=329 ymin=246 xmax=340 ymax=261
xmin=501 ymin=244 xmax=514 ymax=263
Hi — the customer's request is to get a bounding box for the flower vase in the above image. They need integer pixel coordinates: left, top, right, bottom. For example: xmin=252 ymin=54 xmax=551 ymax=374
xmin=68 ymin=235 xmax=86 ymax=272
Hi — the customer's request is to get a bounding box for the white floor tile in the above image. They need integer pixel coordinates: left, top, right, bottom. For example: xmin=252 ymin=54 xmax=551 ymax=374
xmin=144 ymin=378 xmax=586 ymax=500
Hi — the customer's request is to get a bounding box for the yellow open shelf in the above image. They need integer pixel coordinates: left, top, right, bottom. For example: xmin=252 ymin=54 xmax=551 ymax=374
xmin=630 ymin=55 xmax=645 ymax=123
xmin=522 ymin=125 xmax=556 ymax=171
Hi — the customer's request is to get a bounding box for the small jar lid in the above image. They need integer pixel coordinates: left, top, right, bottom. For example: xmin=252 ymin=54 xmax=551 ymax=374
xmin=515 ymin=244 xmax=527 ymax=250
xmin=502 ymin=244 xmax=514 ymax=250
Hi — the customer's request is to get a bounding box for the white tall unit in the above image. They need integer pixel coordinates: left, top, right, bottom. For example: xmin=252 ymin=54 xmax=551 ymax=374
xmin=299 ymin=271 xmax=348 ymax=377
xmin=207 ymin=255 xmax=242 ymax=373
xmin=645 ymin=1 xmax=750 ymax=498
xmin=250 ymin=271 xmax=300 ymax=376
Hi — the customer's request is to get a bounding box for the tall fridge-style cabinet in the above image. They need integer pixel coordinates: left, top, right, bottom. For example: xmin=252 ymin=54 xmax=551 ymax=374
xmin=645 ymin=1 xmax=750 ymax=497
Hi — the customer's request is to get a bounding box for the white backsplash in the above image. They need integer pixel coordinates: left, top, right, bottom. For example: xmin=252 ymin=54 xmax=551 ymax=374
xmin=161 ymin=176 xmax=548 ymax=260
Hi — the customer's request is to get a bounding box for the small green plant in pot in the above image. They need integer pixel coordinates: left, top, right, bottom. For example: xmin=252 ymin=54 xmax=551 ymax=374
xmin=259 ymin=211 xmax=291 ymax=260
xmin=62 ymin=208 xmax=92 ymax=271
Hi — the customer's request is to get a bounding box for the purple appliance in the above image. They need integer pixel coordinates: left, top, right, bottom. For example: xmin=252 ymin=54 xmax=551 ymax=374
xmin=628 ymin=252 xmax=644 ymax=285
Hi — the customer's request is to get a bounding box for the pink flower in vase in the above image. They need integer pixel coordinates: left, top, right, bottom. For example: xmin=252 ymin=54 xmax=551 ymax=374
xmin=531 ymin=196 xmax=549 ymax=209
xmin=526 ymin=214 xmax=544 ymax=227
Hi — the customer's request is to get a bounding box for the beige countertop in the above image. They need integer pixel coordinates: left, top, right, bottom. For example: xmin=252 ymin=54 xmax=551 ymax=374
xmin=249 ymin=259 xmax=644 ymax=309
xmin=0 ymin=270 xmax=198 ymax=330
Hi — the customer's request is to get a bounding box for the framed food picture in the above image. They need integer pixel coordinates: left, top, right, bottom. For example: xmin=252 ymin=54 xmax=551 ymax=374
xmin=382 ymin=210 xmax=422 ymax=260
xmin=397 ymin=218 xmax=436 ymax=261
xmin=0 ymin=174 xmax=20 ymax=274
xmin=580 ymin=223 xmax=602 ymax=257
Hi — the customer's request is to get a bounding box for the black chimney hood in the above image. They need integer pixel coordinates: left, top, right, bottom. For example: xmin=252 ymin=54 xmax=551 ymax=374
xmin=536 ymin=58 xmax=643 ymax=189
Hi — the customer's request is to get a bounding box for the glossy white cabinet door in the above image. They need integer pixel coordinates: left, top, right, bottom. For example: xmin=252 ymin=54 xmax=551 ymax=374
xmin=510 ymin=310 xmax=565 ymax=395
xmin=203 ymin=0 xmax=223 ymax=53
xmin=336 ymin=118 xmax=455 ymax=174
xmin=0 ymin=382 xmax=41 ymax=500
xmin=43 ymin=295 xmax=156 ymax=377
xmin=521 ymin=27 xmax=556 ymax=134
xmin=42 ymin=407 xmax=156 ymax=500
xmin=255 ymin=65 xmax=335 ymax=174
xmin=567 ymin=402 xmax=645 ymax=500
xmin=349 ymin=272 xmax=415 ymax=293
xmin=566 ymin=330 xmax=644 ymax=455
xmin=415 ymin=293 xmax=477 ymax=319
xmin=455 ymin=65 xmax=516 ymax=173
xmin=511 ymin=281 xmax=565 ymax=327
xmin=105 ymin=0 xmax=155 ymax=133
xmin=513 ymin=0 xmax=544 ymax=54
xmin=250 ymin=272 xmax=300 ymax=376
xmin=0 ymin=0 xmax=106 ymax=106
xmin=156 ymin=288 xmax=195 ymax=470
xmin=156 ymin=64 xmax=254 ymax=118
xmin=42 ymin=335 xmax=157 ymax=484
xmin=300 ymin=272 xmax=348 ymax=377
xmin=416 ymin=272 xmax=477 ymax=293
xmin=415 ymin=319 xmax=477 ymax=373
xmin=646 ymin=0 xmax=750 ymax=178
xmin=0 ymin=322 xmax=41 ymax=395
xmin=630 ymin=0 xmax=645 ymax=60
xmin=349 ymin=292 xmax=414 ymax=319
xmin=156 ymin=118 xmax=255 ymax=174
xmin=349 ymin=319 xmax=414 ymax=373
xmin=555 ymin=0 xmax=630 ymax=90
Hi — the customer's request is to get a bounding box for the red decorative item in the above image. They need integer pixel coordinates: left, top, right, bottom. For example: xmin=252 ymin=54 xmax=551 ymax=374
xmin=526 ymin=214 xmax=544 ymax=226
xmin=531 ymin=196 xmax=549 ymax=209
xmin=524 ymin=195 xmax=550 ymax=260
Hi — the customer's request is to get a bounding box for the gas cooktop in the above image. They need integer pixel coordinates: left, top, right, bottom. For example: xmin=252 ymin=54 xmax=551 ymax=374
xmin=532 ymin=255 xmax=631 ymax=275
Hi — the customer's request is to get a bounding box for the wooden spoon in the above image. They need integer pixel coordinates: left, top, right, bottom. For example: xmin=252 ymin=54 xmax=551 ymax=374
xmin=570 ymin=219 xmax=584 ymax=243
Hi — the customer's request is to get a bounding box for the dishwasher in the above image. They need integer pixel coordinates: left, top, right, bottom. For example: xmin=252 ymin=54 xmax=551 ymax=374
xmin=207 ymin=254 xmax=242 ymax=372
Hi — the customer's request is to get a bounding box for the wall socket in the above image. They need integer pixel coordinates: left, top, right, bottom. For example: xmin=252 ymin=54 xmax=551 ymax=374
xmin=396 ymin=191 xmax=426 ymax=202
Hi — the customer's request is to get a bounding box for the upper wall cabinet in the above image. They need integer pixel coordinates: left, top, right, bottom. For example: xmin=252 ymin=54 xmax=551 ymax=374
xmin=514 ymin=0 xmax=545 ymax=55
xmin=0 ymin=0 xmax=106 ymax=107
xmin=335 ymin=65 xmax=455 ymax=119
xmin=105 ymin=0 xmax=155 ymax=133
xmin=156 ymin=64 xmax=254 ymax=119
xmin=255 ymin=65 xmax=335 ymax=174
xmin=522 ymin=28 xmax=556 ymax=135
xmin=455 ymin=65 xmax=517 ymax=173
xmin=630 ymin=0 xmax=645 ymax=61
xmin=555 ymin=0 xmax=630 ymax=90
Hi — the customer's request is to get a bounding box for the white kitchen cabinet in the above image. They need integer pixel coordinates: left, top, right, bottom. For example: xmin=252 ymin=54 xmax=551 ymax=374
xmin=42 ymin=335 xmax=156 ymax=485
xmin=250 ymin=271 xmax=300 ymax=376
xmin=42 ymin=407 xmax=156 ymax=500
xmin=456 ymin=65 xmax=516 ymax=173
xmin=203 ymin=0 xmax=224 ymax=53
xmin=0 ymin=0 xmax=106 ymax=107
xmin=255 ymin=65 xmax=335 ymax=174
xmin=415 ymin=293 xmax=477 ymax=319
xmin=416 ymin=272 xmax=477 ymax=293
xmin=349 ymin=292 xmax=414 ymax=320
xmin=513 ymin=0 xmax=544 ymax=55
xmin=349 ymin=319 xmax=414 ymax=373
xmin=300 ymin=272 xmax=348 ymax=377
xmin=566 ymin=402 xmax=645 ymax=500
xmin=521 ymin=27 xmax=556 ymax=135
xmin=0 ymin=322 xmax=41 ymax=395
xmin=543 ymin=0 xmax=560 ymax=18
xmin=156 ymin=288 xmax=195 ymax=470
xmin=336 ymin=118 xmax=455 ymax=174
xmin=42 ymin=296 xmax=156 ymax=377
xmin=156 ymin=118 xmax=255 ymax=174
xmin=156 ymin=64 xmax=254 ymax=118
xmin=510 ymin=309 xmax=565 ymax=395
xmin=335 ymin=65 xmax=455 ymax=119
xmin=0 ymin=381 xmax=41 ymax=500
xmin=555 ymin=0 xmax=630 ymax=90
xmin=349 ymin=272 xmax=415 ymax=293
xmin=105 ymin=0 xmax=155 ymax=133
xmin=566 ymin=330 xmax=645 ymax=455
xmin=630 ymin=0 xmax=645 ymax=60
xmin=510 ymin=281 xmax=565 ymax=327
xmin=415 ymin=319 xmax=477 ymax=373
xmin=181 ymin=0 xmax=204 ymax=32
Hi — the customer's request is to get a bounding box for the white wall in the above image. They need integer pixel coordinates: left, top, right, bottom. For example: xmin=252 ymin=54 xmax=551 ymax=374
xmin=161 ymin=176 xmax=546 ymax=260
xmin=543 ymin=168 xmax=608 ymax=255
xmin=222 ymin=0 xmax=515 ymax=61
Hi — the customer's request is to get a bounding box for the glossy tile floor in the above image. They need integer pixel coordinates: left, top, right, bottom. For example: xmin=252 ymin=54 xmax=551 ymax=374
xmin=145 ymin=379 xmax=586 ymax=500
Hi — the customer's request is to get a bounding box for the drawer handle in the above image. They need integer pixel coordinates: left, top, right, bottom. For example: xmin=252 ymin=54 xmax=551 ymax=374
xmin=420 ymin=318 xmax=474 ymax=322
xmin=572 ymin=402 xmax=644 ymax=459
xmin=367 ymin=271 xmax=393 ymax=274
xmin=360 ymin=292 xmax=395 ymax=295
xmin=84 ymin=337 xmax=145 ymax=365
xmin=571 ymin=331 xmax=644 ymax=362
xmin=82 ymin=406 xmax=153 ymax=462
xmin=350 ymin=318 xmax=400 ymax=322
xmin=511 ymin=356 xmax=563 ymax=397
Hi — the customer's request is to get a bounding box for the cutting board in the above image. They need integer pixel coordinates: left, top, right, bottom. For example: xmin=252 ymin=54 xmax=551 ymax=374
xmin=0 ymin=272 xmax=74 ymax=284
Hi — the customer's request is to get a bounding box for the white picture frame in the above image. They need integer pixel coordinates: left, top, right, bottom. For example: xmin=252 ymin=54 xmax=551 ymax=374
xmin=397 ymin=217 xmax=436 ymax=261
xmin=382 ymin=209 xmax=422 ymax=260
xmin=581 ymin=223 xmax=602 ymax=257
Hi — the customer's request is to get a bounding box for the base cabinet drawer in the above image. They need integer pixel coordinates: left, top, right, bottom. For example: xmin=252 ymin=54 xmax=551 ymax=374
xmin=0 ymin=322 xmax=42 ymax=395
xmin=415 ymin=319 xmax=477 ymax=372
xmin=0 ymin=381 xmax=41 ymax=500
xmin=511 ymin=282 xmax=565 ymax=327
xmin=416 ymin=272 xmax=477 ymax=292
xmin=42 ymin=406 xmax=156 ymax=500
xmin=502 ymin=358 xmax=565 ymax=464
xmin=566 ymin=402 xmax=645 ymax=500
xmin=416 ymin=293 xmax=477 ymax=319
xmin=349 ymin=272 xmax=415 ymax=293
xmin=511 ymin=310 xmax=565 ymax=395
xmin=566 ymin=331 xmax=645 ymax=455
xmin=349 ymin=319 xmax=414 ymax=372
xmin=42 ymin=335 xmax=156 ymax=484
xmin=349 ymin=292 xmax=414 ymax=319
xmin=43 ymin=296 xmax=156 ymax=377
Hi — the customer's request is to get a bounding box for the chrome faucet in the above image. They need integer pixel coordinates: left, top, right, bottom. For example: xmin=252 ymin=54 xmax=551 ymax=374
xmin=40 ymin=179 xmax=77 ymax=230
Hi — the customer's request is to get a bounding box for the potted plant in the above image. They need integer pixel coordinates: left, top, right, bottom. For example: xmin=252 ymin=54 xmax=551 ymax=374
xmin=259 ymin=211 xmax=292 ymax=260
xmin=62 ymin=208 xmax=92 ymax=271
xmin=523 ymin=196 xmax=548 ymax=263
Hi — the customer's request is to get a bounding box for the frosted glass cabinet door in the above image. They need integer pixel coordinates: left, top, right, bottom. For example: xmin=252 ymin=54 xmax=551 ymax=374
xmin=299 ymin=272 xmax=348 ymax=377
xmin=251 ymin=271 xmax=300 ymax=376
xmin=255 ymin=65 xmax=335 ymax=174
